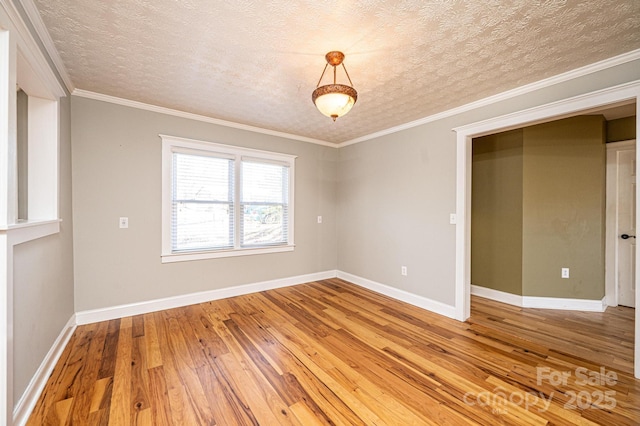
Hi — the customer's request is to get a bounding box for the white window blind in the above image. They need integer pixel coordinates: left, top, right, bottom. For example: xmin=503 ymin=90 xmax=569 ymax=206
xmin=172 ymin=153 xmax=234 ymax=252
xmin=161 ymin=135 xmax=296 ymax=262
xmin=241 ymin=161 xmax=289 ymax=247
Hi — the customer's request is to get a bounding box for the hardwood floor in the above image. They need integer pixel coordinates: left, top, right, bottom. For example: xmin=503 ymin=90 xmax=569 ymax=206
xmin=28 ymin=278 xmax=639 ymax=425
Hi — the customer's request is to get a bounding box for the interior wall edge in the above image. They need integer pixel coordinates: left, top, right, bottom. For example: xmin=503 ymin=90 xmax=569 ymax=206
xmin=12 ymin=314 xmax=76 ymax=426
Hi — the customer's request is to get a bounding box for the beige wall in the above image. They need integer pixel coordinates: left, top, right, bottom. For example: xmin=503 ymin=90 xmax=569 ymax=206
xmin=471 ymin=130 xmax=524 ymax=295
xmin=71 ymin=97 xmax=338 ymax=311
xmin=337 ymin=59 xmax=640 ymax=307
xmin=13 ymin=96 xmax=75 ymax=405
xmin=522 ymin=116 xmax=606 ymax=299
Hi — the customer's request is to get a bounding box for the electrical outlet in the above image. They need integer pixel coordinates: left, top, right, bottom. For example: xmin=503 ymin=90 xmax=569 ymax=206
xmin=561 ymin=268 xmax=569 ymax=279
xmin=119 ymin=217 xmax=128 ymax=229
xmin=317 ymin=216 xmax=322 ymax=224
xmin=401 ymin=266 xmax=407 ymax=276
xmin=449 ymin=213 xmax=457 ymax=224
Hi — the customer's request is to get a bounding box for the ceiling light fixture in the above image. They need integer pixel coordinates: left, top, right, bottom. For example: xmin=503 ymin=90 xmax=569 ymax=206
xmin=312 ymin=51 xmax=357 ymax=121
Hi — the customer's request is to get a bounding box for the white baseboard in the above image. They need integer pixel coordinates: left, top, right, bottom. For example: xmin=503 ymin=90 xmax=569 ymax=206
xmin=471 ymin=285 xmax=607 ymax=312
xmin=13 ymin=314 xmax=77 ymax=426
xmin=76 ymin=269 xmax=461 ymax=325
xmin=75 ymin=270 xmax=337 ymax=325
xmin=471 ymin=285 xmax=524 ymax=307
xmin=523 ymin=295 xmax=606 ymax=311
xmin=337 ymin=271 xmax=457 ymax=319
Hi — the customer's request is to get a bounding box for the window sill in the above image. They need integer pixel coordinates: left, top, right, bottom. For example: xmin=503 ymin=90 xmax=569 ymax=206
xmin=161 ymin=244 xmax=295 ymax=263
xmin=0 ymin=219 xmax=61 ymax=245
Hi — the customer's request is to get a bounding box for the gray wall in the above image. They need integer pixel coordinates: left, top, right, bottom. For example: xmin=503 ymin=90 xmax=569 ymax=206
xmin=16 ymin=89 xmax=27 ymax=220
xmin=337 ymin=59 xmax=640 ymax=307
xmin=71 ymin=97 xmax=338 ymax=311
xmin=11 ymin=47 xmax=639 ymax=408
xmin=472 ymin=129 xmax=524 ymax=295
xmin=71 ymin=59 xmax=640 ymax=312
xmin=13 ymin=95 xmax=75 ymax=405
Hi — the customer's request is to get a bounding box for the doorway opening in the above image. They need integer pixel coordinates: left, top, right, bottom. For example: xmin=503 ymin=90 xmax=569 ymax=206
xmin=454 ymin=82 xmax=640 ymax=378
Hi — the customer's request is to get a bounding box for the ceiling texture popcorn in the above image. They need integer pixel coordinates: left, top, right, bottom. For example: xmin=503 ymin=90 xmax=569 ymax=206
xmin=33 ymin=0 xmax=640 ymax=143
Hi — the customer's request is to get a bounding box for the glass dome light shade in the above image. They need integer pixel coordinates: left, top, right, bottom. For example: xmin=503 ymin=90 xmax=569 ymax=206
xmin=312 ymin=84 xmax=357 ymax=121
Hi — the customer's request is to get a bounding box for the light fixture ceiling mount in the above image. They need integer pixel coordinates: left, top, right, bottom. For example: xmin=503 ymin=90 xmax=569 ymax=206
xmin=312 ymin=51 xmax=357 ymax=121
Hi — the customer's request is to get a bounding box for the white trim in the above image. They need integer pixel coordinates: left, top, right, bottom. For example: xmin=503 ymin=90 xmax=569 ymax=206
xmin=606 ymin=139 xmax=636 ymax=150
xmin=0 ymin=0 xmax=65 ymax=98
xmin=3 ymin=219 xmax=60 ymax=244
xmin=523 ymin=296 xmax=606 ymax=312
xmin=74 ymin=270 xmax=462 ymax=326
xmin=159 ymin=134 xmax=298 ymax=161
xmin=636 ymin=102 xmax=640 ymax=379
xmin=160 ymin=135 xmax=296 ymax=261
xmin=12 ymin=314 xmax=76 ymax=426
xmin=337 ymin=271 xmax=457 ymax=319
xmin=605 ymin=140 xmax=636 ymax=307
xmin=75 ymin=270 xmax=337 ymax=325
xmin=471 ymin=285 xmax=606 ymax=312
xmin=17 ymin=0 xmax=73 ymax=92
xmin=161 ymin=245 xmax=295 ymax=263
xmin=471 ymin=285 xmax=523 ymax=307
xmin=338 ymin=49 xmax=640 ymax=147
xmin=26 ymin=95 xmax=59 ymax=220
xmin=455 ymin=81 xmax=640 ymax=378
xmin=73 ymin=89 xmax=336 ymax=148
xmin=454 ymin=81 xmax=640 ymax=135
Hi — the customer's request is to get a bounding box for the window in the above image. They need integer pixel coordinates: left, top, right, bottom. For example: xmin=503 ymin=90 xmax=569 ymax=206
xmin=161 ymin=135 xmax=295 ymax=262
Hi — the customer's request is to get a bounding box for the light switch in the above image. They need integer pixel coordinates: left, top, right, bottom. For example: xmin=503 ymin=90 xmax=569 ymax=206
xmin=317 ymin=216 xmax=323 ymax=224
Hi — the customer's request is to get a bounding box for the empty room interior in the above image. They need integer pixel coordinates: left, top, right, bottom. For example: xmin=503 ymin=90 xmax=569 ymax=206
xmin=2 ymin=1 xmax=640 ymax=425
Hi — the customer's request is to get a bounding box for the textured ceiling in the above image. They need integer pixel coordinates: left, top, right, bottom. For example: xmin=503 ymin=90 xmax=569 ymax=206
xmin=33 ymin=0 xmax=640 ymax=144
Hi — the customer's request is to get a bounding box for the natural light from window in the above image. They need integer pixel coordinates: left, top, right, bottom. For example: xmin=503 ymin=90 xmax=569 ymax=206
xmin=161 ymin=135 xmax=296 ymax=262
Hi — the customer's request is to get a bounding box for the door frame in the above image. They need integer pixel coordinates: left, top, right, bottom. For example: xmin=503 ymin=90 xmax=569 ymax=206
xmin=605 ymin=139 xmax=636 ymax=307
xmin=454 ymin=81 xmax=640 ymax=378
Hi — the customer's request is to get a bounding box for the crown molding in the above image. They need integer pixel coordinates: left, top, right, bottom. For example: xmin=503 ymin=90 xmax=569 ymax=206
xmin=72 ymin=89 xmax=338 ymax=148
xmin=338 ymin=48 xmax=640 ymax=148
xmin=18 ymin=0 xmax=74 ymax=92
xmin=452 ymin=80 xmax=640 ymax=135
xmin=0 ymin=0 xmax=65 ymax=98
xmin=69 ymin=47 xmax=640 ymax=149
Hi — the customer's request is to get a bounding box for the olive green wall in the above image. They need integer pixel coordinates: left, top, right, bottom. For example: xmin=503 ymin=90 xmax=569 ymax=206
xmin=471 ymin=129 xmax=524 ymax=295
xmin=607 ymin=116 xmax=636 ymax=142
xmin=471 ymin=116 xmax=606 ymax=300
xmin=522 ymin=115 xmax=606 ymax=299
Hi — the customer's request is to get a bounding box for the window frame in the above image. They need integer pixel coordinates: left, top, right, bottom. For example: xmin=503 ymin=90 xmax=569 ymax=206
xmin=161 ymin=134 xmax=296 ymax=263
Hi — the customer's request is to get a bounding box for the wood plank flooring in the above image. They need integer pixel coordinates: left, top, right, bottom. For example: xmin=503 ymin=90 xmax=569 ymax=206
xmin=27 ymin=278 xmax=639 ymax=425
